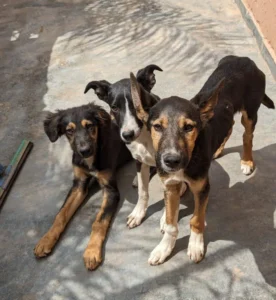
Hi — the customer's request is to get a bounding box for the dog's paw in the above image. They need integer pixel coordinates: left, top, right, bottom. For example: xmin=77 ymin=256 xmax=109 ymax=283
xmin=160 ymin=210 xmax=166 ymax=234
xmin=34 ymin=235 xmax=56 ymax=258
xmin=148 ymin=233 xmax=176 ymax=265
xmin=127 ymin=203 xmax=147 ymax=228
xmin=83 ymin=247 xmax=102 ymax=271
xmin=187 ymin=231 xmax=204 ymax=263
xmin=241 ymin=160 xmax=254 ymax=175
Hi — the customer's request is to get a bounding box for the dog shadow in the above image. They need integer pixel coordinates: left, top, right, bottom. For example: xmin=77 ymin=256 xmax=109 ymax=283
xmin=168 ymin=143 xmax=276 ymax=286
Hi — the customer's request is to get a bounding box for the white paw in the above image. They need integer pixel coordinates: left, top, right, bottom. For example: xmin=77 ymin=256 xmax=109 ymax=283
xmin=148 ymin=232 xmax=176 ymax=265
xmin=187 ymin=231 xmax=204 ymax=263
xmin=160 ymin=210 xmax=166 ymax=234
xmin=180 ymin=182 xmax=187 ymax=197
xmin=241 ymin=162 xmax=254 ymax=175
xmin=127 ymin=203 xmax=147 ymax=228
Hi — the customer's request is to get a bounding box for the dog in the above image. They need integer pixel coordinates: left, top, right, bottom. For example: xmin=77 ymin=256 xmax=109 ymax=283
xmin=129 ymin=55 xmax=274 ymax=265
xmin=197 ymin=55 xmax=275 ymax=174
xmin=34 ymin=103 xmax=132 ymax=270
xmin=84 ymin=65 xmax=163 ymax=228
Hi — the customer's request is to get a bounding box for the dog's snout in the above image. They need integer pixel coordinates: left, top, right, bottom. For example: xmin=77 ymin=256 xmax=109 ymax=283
xmin=79 ymin=145 xmax=91 ymax=158
xmin=122 ymin=130 xmax=135 ymax=141
xmin=163 ymin=153 xmax=181 ymax=169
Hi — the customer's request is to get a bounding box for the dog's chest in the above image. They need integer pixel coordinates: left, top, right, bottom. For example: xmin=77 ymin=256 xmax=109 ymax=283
xmin=162 ymin=170 xmax=192 ymax=187
xmin=127 ymin=127 xmax=156 ymax=166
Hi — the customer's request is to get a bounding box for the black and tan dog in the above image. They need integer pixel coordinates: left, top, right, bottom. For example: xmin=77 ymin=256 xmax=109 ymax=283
xmin=129 ymin=55 xmax=274 ymax=265
xmin=198 ymin=55 xmax=274 ymax=174
xmin=34 ymin=103 xmax=132 ymax=270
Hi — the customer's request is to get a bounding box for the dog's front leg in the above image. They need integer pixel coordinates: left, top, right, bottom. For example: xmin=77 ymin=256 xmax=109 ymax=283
xmin=148 ymin=183 xmax=181 ymax=265
xmin=83 ymin=172 xmax=119 ymax=270
xmin=160 ymin=182 xmax=187 ymax=233
xmin=187 ymin=177 xmax=210 ymax=263
xmin=34 ymin=166 xmax=89 ymax=258
xmin=127 ymin=161 xmax=150 ymax=228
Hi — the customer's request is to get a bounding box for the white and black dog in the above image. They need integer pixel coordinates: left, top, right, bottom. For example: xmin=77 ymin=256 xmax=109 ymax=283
xmin=84 ymin=65 xmax=162 ymax=228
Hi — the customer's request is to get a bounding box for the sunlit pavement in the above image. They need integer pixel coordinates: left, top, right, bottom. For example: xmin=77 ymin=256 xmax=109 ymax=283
xmin=0 ymin=1 xmax=276 ymax=299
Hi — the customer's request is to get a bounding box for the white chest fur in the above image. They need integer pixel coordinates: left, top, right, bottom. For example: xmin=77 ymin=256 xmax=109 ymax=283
xmin=163 ymin=169 xmax=190 ymax=186
xmin=127 ymin=126 xmax=156 ymax=166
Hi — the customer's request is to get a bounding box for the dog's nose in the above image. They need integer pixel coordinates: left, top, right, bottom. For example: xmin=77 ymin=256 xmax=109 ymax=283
xmin=163 ymin=154 xmax=181 ymax=169
xmin=79 ymin=146 xmax=91 ymax=157
xmin=122 ymin=130 xmax=135 ymax=141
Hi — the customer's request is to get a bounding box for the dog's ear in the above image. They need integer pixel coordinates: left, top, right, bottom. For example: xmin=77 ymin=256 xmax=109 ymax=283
xmin=93 ymin=105 xmax=111 ymax=127
xmin=84 ymin=80 xmax=111 ymax=102
xmin=136 ymin=64 xmax=162 ymax=92
xmin=191 ymin=78 xmax=225 ymax=125
xmin=44 ymin=111 xmax=64 ymax=142
xmin=130 ymin=72 xmax=158 ymax=123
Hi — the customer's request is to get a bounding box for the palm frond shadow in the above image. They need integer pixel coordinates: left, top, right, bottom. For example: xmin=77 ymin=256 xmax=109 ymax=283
xmin=56 ymin=0 xmax=247 ymax=78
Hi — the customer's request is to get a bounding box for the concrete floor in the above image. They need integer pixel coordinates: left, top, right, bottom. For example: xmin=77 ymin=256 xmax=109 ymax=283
xmin=1 ymin=0 xmax=276 ymax=299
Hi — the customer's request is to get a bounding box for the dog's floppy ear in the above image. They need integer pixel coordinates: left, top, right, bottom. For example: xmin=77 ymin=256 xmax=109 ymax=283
xmin=84 ymin=80 xmax=111 ymax=102
xmin=191 ymin=78 xmax=225 ymax=125
xmin=130 ymin=72 xmax=158 ymax=123
xmin=44 ymin=111 xmax=63 ymax=142
xmin=136 ymin=64 xmax=162 ymax=92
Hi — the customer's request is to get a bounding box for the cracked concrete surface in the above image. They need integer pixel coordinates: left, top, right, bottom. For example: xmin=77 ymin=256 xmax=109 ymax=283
xmin=0 ymin=0 xmax=276 ymax=299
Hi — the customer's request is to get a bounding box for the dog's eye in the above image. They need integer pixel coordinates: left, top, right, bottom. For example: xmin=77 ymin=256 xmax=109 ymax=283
xmin=111 ymin=106 xmax=119 ymax=113
xmin=184 ymin=124 xmax=194 ymax=132
xmin=66 ymin=128 xmax=74 ymax=135
xmin=86 ymin=123 xmax=94 ymax=130
xmin=153 ymin=124 xmax=163 ymax=132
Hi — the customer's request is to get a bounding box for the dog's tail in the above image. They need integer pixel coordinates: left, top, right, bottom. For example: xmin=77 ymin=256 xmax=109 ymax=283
xmin=262 ymin=94 xmax=275 ymax=109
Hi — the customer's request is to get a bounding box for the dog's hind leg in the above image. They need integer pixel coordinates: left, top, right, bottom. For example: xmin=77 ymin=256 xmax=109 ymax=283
xmin=127 ymin=162 xmax=150 ymax=228
xmin=213 ymin=120 xmax=234 ymax=159
xmin=34 ymin=166 xmax=89 ymax=258
xmin=240 ymin=111 xmax=256 ymax=175
xmin=83 ymin=171 xmax=119 ymax=270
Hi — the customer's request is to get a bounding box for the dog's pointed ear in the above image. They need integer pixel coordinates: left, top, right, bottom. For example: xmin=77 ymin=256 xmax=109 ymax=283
xmin=130 ymin=72 xmax=158 ymax=123
xmin=136 ymin=64 xmax=162 ymax=92
xmin=44 ymin=111 xmax=63 ymax=142
xmin=130 ymin=72 xmax=145 ymax=122
xmin=84 ymin=80 xmax=111 ymax=102
xmin=191 ymin=78 xmax=225 ymax=125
